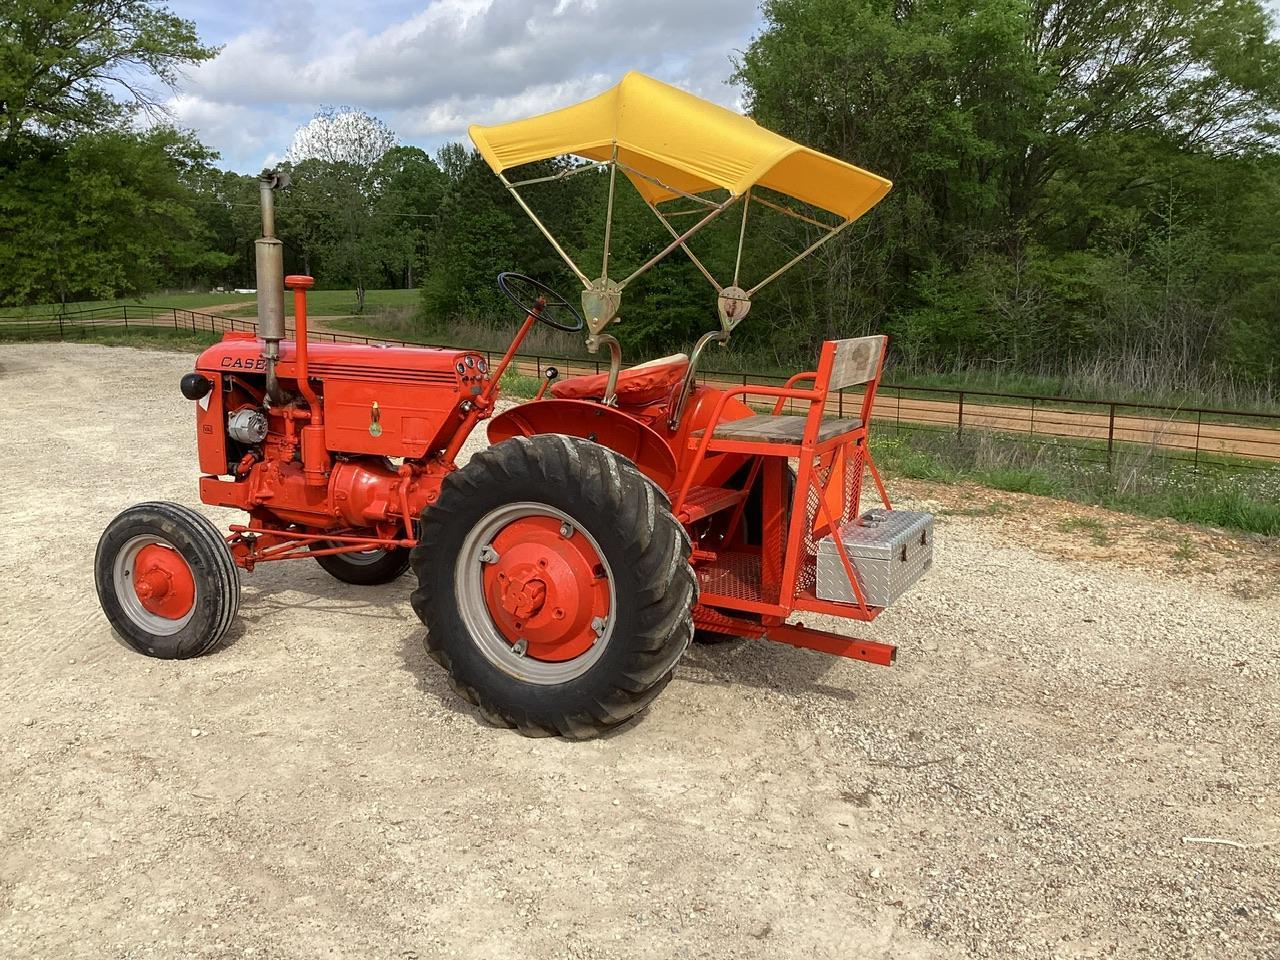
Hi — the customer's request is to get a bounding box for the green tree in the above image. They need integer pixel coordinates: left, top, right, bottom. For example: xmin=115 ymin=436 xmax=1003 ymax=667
xmin=370 ymin=146 xmax=446 ymax=289
xmin=0 ymin=127 xmax=230 ymax=304
xmin=0 ymin=0 xmax=215 ymax=144
xmin=733 ymin=0 xmax=1280 ymax=381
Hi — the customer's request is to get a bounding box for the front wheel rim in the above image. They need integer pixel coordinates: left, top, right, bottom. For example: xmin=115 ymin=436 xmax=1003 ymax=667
xmin=112 ymin=535 xmax=197 ymax=635
xmin=455 ymin=503 xmax=615 ymax=685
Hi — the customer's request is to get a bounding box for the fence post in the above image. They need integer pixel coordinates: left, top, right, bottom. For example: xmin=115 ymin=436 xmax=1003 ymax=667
xmin=957 ymin=391 xmax=964 ymax=439
xmin=1194 ymin=410 xmax=1202 ymax=473
xmin=1106 ymin=403 xmax=1116 ymax=469
xmin=122 ymin=305 xmax=128 ymax=329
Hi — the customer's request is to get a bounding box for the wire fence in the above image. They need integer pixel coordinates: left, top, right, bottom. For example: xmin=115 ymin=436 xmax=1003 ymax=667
xmin=4 ymin=304 xmax=1279 ymax=471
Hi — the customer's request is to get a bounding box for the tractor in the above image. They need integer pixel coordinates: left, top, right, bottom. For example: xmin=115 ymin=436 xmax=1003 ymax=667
xmin=95 ymin=73 xmax=934 ymax=738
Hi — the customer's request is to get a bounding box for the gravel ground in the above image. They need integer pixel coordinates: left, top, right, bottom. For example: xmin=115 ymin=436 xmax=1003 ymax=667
xmin=1 ymin=342 xmax=1277 ymax=960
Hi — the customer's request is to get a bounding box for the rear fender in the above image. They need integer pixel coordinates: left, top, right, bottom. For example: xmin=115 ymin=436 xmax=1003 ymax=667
xmin=488 ymin=399 xmax=678 ymax=491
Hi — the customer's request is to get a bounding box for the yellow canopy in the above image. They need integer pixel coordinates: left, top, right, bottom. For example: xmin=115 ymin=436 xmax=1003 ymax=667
xmin=469 ymin=72 xmax=891 ymax=222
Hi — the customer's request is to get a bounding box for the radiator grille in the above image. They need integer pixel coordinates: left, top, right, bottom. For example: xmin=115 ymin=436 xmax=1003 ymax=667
xmin=308 ymin=362 xmax=457 ymax=385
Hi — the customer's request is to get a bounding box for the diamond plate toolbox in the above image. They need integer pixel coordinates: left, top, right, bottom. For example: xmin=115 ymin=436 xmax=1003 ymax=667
xmin=815 ymin=509 xmax=934 ymax=607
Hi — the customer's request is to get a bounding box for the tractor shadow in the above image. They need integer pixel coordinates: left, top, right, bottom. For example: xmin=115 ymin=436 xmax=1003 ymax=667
xmin=204 ymin=566 xmax=415 ymax=657
xmin=390 ymin=624 xmax=662 ymax=741
xmin=678 ymin=636 xmax=873 ymax=706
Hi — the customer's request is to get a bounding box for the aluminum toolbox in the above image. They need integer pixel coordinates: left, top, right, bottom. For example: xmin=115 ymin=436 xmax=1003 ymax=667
xmin=815 ymin=509 xmax=934 ymax=607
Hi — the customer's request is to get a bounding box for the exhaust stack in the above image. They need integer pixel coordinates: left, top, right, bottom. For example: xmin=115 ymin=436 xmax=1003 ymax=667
xmin=255 ymin=168 xmax=289 ymax=400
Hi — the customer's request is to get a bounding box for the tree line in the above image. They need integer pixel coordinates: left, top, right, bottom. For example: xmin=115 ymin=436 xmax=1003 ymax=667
xmin=2 ymin=0 xmax=1279 ymax=390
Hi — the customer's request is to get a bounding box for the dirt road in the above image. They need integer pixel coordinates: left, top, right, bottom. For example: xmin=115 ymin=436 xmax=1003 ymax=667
xmin=1 ymin=343 xmax=1277 ymax=959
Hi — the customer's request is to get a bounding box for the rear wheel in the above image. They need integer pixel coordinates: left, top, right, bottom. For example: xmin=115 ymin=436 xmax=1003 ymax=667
xmin=411 ymin=435 xmax=695 ymax=738
xmin=311 ymin=543 xmax=411 ymax=585
xmin=95 ymin=502 xmax=240 ymax=659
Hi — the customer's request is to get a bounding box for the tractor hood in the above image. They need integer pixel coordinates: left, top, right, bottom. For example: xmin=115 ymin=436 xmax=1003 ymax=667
xmin=196 ymin=333 xmax=480 ymax=386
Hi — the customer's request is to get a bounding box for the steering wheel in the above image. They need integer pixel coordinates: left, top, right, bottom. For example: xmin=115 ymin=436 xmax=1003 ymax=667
xmin=497 ymin=272 xmax=584 ymax=332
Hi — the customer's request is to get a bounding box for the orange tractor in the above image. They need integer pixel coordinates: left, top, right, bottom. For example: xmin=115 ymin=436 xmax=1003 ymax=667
xmin=95 ymin=74 xmax=934 ymax=738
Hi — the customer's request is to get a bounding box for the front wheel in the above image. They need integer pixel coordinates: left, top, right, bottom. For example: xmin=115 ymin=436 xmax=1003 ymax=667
xmin=411 ymin=435 xmax=696 ymax=738
xmin=95 ymin=502 xmax=240 ymax=659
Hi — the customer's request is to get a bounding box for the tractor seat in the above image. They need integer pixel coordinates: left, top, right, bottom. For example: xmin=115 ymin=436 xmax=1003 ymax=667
xmin=694 ymin=414 xmax=863 ymax=445
xmin=551 ymin=353 xmax=689 ymax=406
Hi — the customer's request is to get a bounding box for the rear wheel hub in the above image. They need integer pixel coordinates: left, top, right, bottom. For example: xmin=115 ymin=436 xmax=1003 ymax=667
xmin=457 ymin=503 xmax=615 ymax=684
xmin=483 ymin=515 xmax=609 ymax=662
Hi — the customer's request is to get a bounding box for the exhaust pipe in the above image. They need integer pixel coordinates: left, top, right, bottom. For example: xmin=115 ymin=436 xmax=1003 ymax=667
xmin=255 ymin=168 xmax=289 ymax=402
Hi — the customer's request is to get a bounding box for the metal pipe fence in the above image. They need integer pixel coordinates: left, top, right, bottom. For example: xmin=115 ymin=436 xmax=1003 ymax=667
xmin=4 ymin=306 xmax=1278 ymax=470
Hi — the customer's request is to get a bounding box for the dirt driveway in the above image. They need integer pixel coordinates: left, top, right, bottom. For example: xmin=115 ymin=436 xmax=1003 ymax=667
xmin=1 ymin=342 xmax=1277 ymax=959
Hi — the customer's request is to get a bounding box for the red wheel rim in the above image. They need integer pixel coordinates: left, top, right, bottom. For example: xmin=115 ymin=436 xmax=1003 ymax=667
xmin=480 ymin=515 xmax=611 ymax=662
xmin=132 ymin=543 xmax=197 ymax=620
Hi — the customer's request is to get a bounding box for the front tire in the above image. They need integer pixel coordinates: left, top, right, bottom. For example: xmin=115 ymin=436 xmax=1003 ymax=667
xmin=95 ymin=502 xmax=240 ymax=659
xmin=411 ymin=435 xmax=696 ymax=738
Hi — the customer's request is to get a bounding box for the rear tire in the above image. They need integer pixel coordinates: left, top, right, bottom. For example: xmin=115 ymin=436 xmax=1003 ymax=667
xmin=411 ymin=435 xmax=696 ymax=738
xmin=95 ymin=502 xmax=240 ymax=659
xmin=311 ymin=544 xmax=411 ymax=585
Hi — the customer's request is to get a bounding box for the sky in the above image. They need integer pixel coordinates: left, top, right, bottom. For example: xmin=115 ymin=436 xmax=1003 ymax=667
xmin=164 ymin=0 xmax=763 ymax=172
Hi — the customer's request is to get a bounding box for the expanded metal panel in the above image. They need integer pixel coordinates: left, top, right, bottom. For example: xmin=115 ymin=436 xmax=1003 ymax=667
xmin=796 ymin=446 xmax=867 ymax=595
xmin=696 ymin=550 xmax=764 ymax=603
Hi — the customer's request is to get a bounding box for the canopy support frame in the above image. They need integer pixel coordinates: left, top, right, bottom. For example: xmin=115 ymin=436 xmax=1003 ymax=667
xmin=618 ymin=193 xmax=738 ymax=290
xmin=600 ymin=146 xmax=619 ymax=279
xmin=505 ymin=159 xmax=609 ymax=190
xmin=732 ymin=188 xmax=752 ymax=287
xmin=648 ymin=202 xmax=723 ymax=292
xmin=498 ymin=172 xmax=591 ymax=288
xmin=499 ymin=153 xmax=854 ymax=332
xmin=747 ymin=217 xmax=853 ymax=298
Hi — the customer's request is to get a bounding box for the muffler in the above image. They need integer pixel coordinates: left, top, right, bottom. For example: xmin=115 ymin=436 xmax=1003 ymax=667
xmin=255 ymin=168 xmax=289 ymax=401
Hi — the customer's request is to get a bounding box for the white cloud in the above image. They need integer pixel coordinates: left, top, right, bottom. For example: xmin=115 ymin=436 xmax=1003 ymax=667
xmin=165 ymin=0 xmax=759 ymax=170
xmin=167 ymin=94 xmax=303 ymax=170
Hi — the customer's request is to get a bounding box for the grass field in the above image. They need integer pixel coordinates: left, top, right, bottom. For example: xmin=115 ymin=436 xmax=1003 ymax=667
xmin=1 ymin=288 xmax=420 ymax=320
xmin=874 ymin=423 xmax=1280 ymax=537
xmin=0 ymin=324 xmax=222 ymax=351
xmin=218 ymin=289 xmax=419 ymax=319
xmin=0 ymin=291 xmax=257 ymax=317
